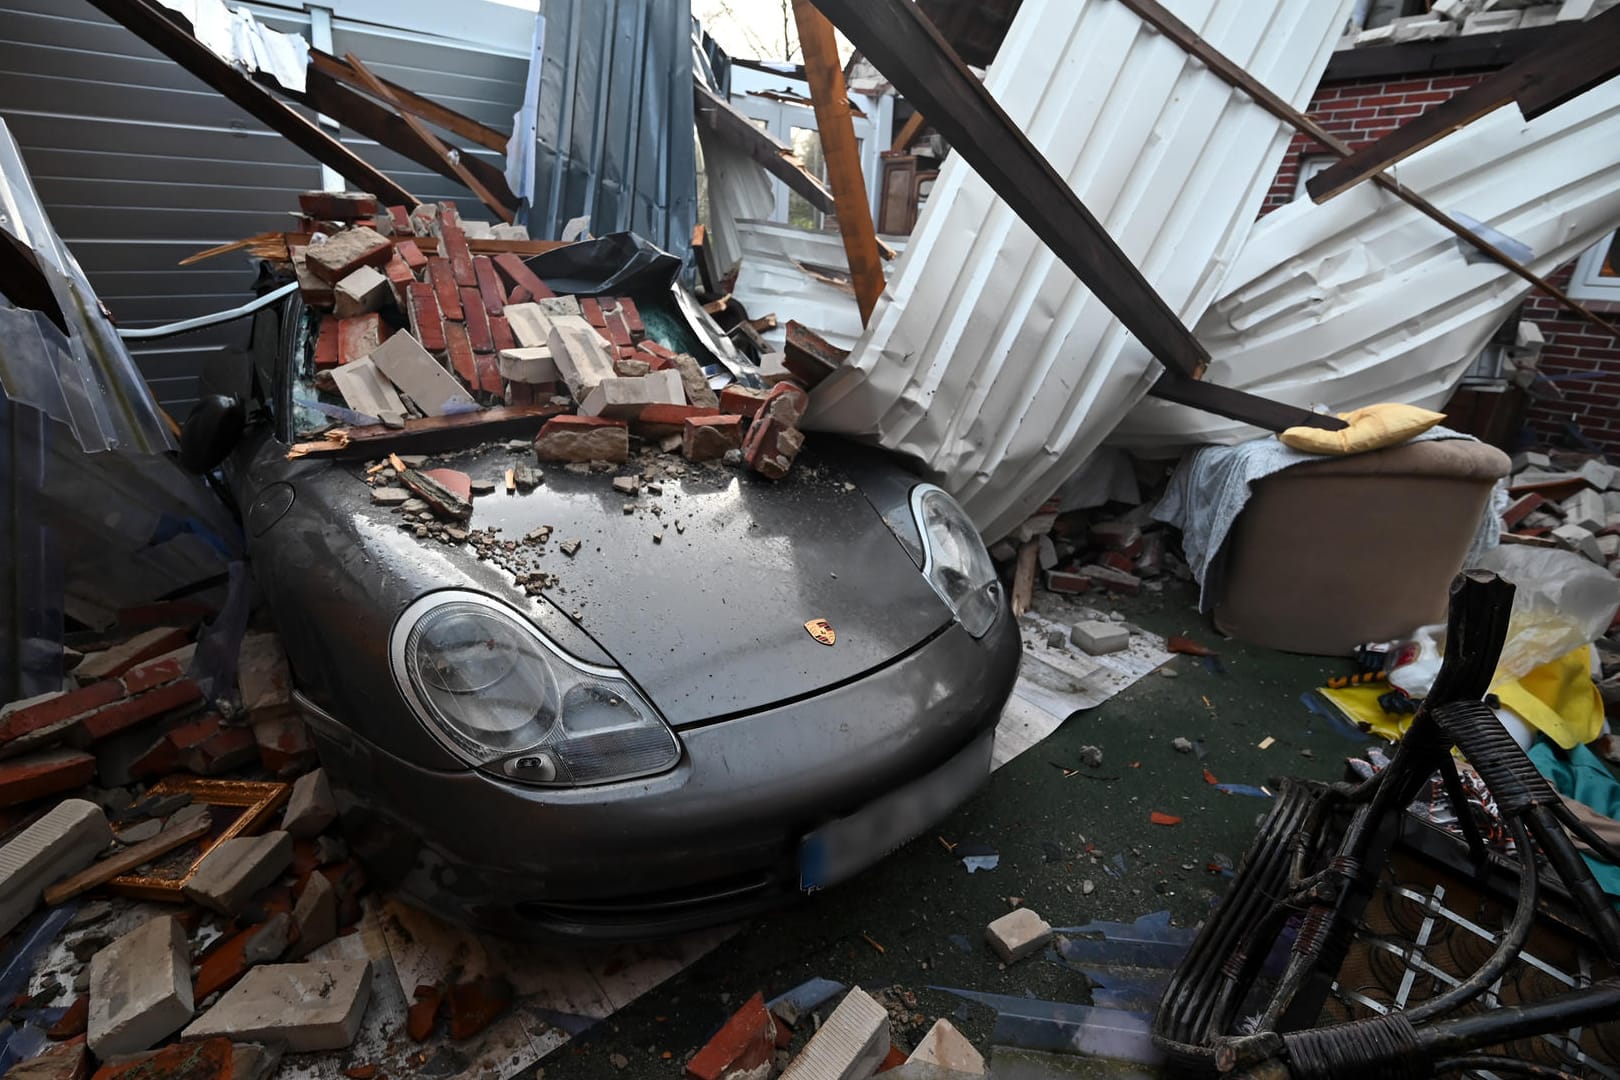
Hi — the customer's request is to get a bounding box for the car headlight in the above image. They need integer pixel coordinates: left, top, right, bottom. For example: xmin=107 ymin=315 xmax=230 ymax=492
xmin=910 ymin=484 xmax=1002 ymax=638
xmin=390 ymin=591 xmax=679 ymax=786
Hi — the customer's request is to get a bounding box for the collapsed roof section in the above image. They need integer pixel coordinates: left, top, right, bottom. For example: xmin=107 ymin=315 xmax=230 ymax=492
xmin=802 ymin=0 xmax=1355 ymax=539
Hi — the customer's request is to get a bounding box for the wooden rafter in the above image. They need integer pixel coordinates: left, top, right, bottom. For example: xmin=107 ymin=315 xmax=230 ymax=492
xmin=793 ymin=0 xmax=886 ymax=326
xmin=694 ymin=81 xmax=836 ymax=216
xmin=890 ymin=110 xmax=927 ymax=154
xmin=83 ymin=0 xmax=416 ymax=208
xmin=1114 ymin=0 xmax=1620 ymax=342
xmin=307 ymin=49 xmax=511 ymax=154
xmin=341 ymin=53 xmax=514 ymax=224
xmin=1307 ymin=6 xmax=1620 ymax=203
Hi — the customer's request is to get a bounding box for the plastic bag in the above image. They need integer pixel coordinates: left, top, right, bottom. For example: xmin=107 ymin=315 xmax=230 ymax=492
xmin=1476 ymin=545 xmax=1620 ymax=686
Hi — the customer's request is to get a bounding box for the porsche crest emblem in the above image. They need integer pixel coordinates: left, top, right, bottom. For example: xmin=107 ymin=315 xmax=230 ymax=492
xmin=805 ymin=618 xmax=836 ymax=646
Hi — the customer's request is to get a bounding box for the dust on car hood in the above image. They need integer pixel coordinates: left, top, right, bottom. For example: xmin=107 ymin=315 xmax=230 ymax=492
xmin=378 ymin=442 xmax=955 ymax=728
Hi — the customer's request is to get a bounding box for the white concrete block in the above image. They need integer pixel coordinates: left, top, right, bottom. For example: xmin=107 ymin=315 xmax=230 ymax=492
xmin=333 ymin=265 xmax=390 ymax=318
xmin=1564 ymin=489 xmax=1606 ymax=532
xmin=1510 ymin=450 xmax=1551 ymax=473
xmin=1520 ymin=5 xmax=1561 ymax=25
xmin=289 ymin=872 xmax=337 ymax=960
xmin=780 ymin=986 xmax=890 ymax=1080
xmin=907 ymin=1018 xmax=986 ymax=1075
xmin=1578 ymin=458 xmax=1618 ymax=491
xmin=182 ymin=831 xmax=293 ymax=915
xmin=183 ymin=960 xmax=372 ymax=1052
xmin=502 ymin=303 xmax=556 ymax=348
xmin=986 ymin=907 xmax=1053 ymax=964
xmin=0 ymin=799 xmax=111 ymax=937
xmin=1553 ymin=523 xmax=1604 ymax=562
xmin=1390 ymin=14 xmax=1460 ymax=40
xmin=87 ymin=915 xmax=193 ymax=1058
xmin=282 ymin=769 xmax=336 ymax=838
xmin=1071 ymin=620 xmax=1129 ymax=655
xmin=498 ymin=347 xmax=558 ymax=384
xmin=579 ymin=371 xmax=684 ymax=419
xmin=548 ymin=317 xmax=619 ymax=401
xmin=1463 ymin=9 xmax=1524 ymax=30
xmin=1558 ymin=0 xmax=1599 ymax=19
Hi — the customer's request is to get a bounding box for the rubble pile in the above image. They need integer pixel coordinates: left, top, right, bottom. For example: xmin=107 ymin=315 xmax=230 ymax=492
xmin=989 ymin=499 xmax=1185 ymax=607
xmin=1501 ymin=450 xmax=1620 ymax=570
xmin=291 ymin=192 xmax=811 ymax=498
xmin=0 ymin=624 xmax=500 ymax=1076
xmin=1348 ymin=0 xmax=1610 ymax=45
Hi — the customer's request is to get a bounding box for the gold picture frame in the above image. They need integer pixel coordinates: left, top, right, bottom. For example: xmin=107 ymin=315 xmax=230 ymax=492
xmin=108 ymin=776 xmax=290 ymax=902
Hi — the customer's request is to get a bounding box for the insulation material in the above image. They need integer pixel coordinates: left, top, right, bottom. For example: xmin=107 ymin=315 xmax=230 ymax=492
xmin=730 ymin=219 xmax=906 ymax=353
xmin=1117 ymin=79 xmax=1620 ymax=449
xmin=155 ymin=0 xmax=309 ymax=92
xmin=804 ymin=0 xmax=1353 ymax=541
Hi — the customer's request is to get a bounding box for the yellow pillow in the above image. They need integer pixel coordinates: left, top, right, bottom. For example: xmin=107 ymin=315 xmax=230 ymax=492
xmin=1280 ymin=402 xmax=1445 ymax=456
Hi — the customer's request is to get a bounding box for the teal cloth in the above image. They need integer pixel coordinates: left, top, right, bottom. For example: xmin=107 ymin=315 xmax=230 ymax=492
xmin=1528 ymin=739 xmax=1620 ymax=902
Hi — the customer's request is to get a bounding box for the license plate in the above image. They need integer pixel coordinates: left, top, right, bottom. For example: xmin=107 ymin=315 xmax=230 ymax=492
xmin=799 ymin=732 xmax=992 ymax=892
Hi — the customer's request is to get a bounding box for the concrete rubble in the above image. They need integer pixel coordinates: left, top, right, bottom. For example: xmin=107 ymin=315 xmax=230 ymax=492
xmin=182 ymin=959 xmax=373 ymax=1051
xmin=86 ymin=915 xmax=193 ymax=1057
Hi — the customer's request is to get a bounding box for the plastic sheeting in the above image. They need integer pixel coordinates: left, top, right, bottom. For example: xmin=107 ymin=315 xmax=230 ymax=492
xmin=804 ymin=0 xmax=1353 ymax=541
xmin=0 ymin=120 xmax=240 ymax=700
xmin=1117 ymin=79 xmax=1620 ymax=449
xmin=526 ymin=0 xmax=697 ymax=255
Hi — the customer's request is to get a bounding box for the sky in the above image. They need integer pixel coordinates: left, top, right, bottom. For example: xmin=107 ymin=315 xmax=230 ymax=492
xmin=484 ymin=0 xmax=840 ymax=65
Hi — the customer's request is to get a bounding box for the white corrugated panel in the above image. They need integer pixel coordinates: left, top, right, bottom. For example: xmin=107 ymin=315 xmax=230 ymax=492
xmin=803 ymin=0 xmax=1352 ymax=541
xmin=1115 ymin=79 xmax=1620 ymax=449
xmin=730 ymin=219 xmax=906 ymax=352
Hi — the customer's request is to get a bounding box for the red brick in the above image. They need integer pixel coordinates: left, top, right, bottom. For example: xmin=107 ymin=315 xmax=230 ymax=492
xmin=396 ymin=238 xmax=428 ymax=272
xmin=634 ymin=404 xmax=719 ymax=438
xmin=0 ymin=681 xmax=126 ymax=745
xmin=492 ymin=252 xmax=553 ymax=300
xmin=474 ymin=354 xmax=503 ymax=396
xmin=385 ymin=253 xmax=414 ymax=308
xmin=93 ymin=1037 xmax=232 ymax=1080
xmin=314 ymin=315 xmax=340 ymax=369
xmin=1504 ymin=492 xmax=1549 ymax=528
xmin=77 ymin=626 xmax=191 ymax=681
xmin=447 ymin=976 xmax=514 ymax=1040
xmin=686 ymin=993 xmax=776 ymax=1080
xmin=15 ymin=1038 xmax=85 ymax=1080
xmin=427 ymin=259 xmax=464 ymax=321
xmin=251 ymin=708 xmax=317 ymax=776
xmin=1045 ymin=570 xmax=1091 ymax=594
xmin=47 ymin=995 xmax=88 ymax=1040
xmin=682 ymin=414 xmax=743 ymax=462
xmin=0 ymin=750 xmax=96 ymax=808
xmin=305 ymin=227 xmax=392 ymax=284
xmin=438 ymin=201 xmax=461 ymax=227
xmin=337 ymin=313 xmax=384 ymax=366
xmin=473 ymin=256 xmax=506 ymax=316
xmin=757 ymin=382 xmax=809 ymax=428
xmin=387 ymin=205 xmax=413 ymax=234
xmin=1078 ymin=563 xmax=1141 ymax=596
xmin=603 ymin=311 xmax=633 ymax=349
xmin=508 ymin=286 xmax=534 ymax=305
xmin=742 ymin=415 xmax=803 ymax=480
xmin=184 ymin=724 xmax=258 ymax=775
xmin=444 ymin=322 xmax=478 ymax=387
xmin=580 ymin=297 xmax=605 ymax=328
xmin=441 ymin=225 xmax=476 ymax=287
xmin=538 ymin=414 xmax=627 ymax=435
xmin=408 ymin=984 xmax=443 ymax=1042
xmin=618 ymin=298 xmax=644 ymax=337
xmin=194 ymin=924 xmax=255 ymax=999
xmin=506 ymin=381 xmax=537 ymax=406
xmin=489 ymin=315 xmax=516 ymax=353
xmin=298 ymin=191 xmax=377 ymax=221
xmin=78 ymin=679 xmax=202 ymax=743
xmin=719 ymin=385 xmax=769 ymax=418
xmin=406 ymin=283 xmax=447 ymax=353
xmin=460 ymin=288 xmax=494 ymax=353
xmin=119 ymin=656 xmax=186 ymax=696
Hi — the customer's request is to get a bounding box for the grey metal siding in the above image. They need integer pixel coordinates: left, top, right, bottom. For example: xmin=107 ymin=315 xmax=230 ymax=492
xmin=0 ymin=0 xmax=530 ymax=415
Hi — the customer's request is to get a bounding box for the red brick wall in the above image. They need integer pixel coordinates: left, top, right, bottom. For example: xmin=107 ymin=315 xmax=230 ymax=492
xmin=1257 ymin=71 xmax=1620 ymax=452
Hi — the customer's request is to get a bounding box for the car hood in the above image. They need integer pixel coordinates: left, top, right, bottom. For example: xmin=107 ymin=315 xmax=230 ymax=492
xmin=362 ymin=442 xmax=954 ymax=728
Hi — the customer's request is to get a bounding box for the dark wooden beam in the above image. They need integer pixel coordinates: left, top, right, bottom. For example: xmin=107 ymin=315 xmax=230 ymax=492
xmin=806 ymin=0 xmax=1211 ymax=381
xmin=84 ymin=0 xmax=416 ymax=208
xmin=1323 ymin=25 xmax=1561 ymax=82
xmin=307 ymin=48 xmax=511 ymax=154
xmin=793 ymin=0 xmax=886 ymax=326
xmin=693 ymin=81 xmax=837 ymax=216
xmin=1113 ymin=0 xmax=1620 ymax=342
xmin=1145 ymin=375 xmax=1343 ymax=433
xmin=288 ymin=68 xmax=519 ymax=211
xmin=341 ymin=53 xmax=513 ymax=224
xmin=1308 ymin=6 xmax=1620 ymax=203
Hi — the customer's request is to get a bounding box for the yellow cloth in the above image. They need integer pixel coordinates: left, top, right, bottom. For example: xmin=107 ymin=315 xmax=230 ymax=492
xmin=1280 ymin=402 xmax=1446 ymax=455
xmin=1319 ymin=646 xmax=1602 ymax=749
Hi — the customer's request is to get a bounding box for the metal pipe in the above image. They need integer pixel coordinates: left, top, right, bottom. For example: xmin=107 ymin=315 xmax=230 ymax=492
xmin=116 ymin=282 xmax=296 ymax=340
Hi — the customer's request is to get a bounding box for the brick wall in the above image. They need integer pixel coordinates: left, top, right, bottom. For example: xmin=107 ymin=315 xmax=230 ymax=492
xmin=1257 ymin=71 xmax=1620 ymax=452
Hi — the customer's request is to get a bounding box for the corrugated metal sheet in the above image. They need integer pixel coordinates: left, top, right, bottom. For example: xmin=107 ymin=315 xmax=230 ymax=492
xmin=0 ymin=0 xmax=529 ymax=415
xmin=528 ymin=0 xmax=695 ymax=257
xmin=1116 ymin=79 xmax=1620 ymax=449
xmin=730 ymin=218 xmax=905 ymax=352
xmin=804 ymin=0 xmax=1353 ymax=542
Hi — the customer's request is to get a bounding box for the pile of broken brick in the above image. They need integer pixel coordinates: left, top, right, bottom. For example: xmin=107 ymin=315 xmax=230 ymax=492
xmin=991 ymin=498 xmax=1188 ymax=607
xmin=0 ymin=625 xmax=505 ymax=1079
xmin=293 ymin=192 xmax=813 ymax=498
xmin=675 ymin=907 xmax=1055 ymax=1079
xmin=1502 ymin=450 xmax=1620 ymax=570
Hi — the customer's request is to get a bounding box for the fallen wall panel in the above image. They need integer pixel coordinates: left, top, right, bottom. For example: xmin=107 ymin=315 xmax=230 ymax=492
xmin=803 ymin=0 xmax=1353 ymax=540
xmin=1115 ymin=79 xmax=1620 ymax=450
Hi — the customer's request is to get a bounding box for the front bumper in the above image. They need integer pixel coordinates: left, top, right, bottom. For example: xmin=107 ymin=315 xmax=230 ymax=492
xmin=297 ymin=607 xmax=1020 ymax=940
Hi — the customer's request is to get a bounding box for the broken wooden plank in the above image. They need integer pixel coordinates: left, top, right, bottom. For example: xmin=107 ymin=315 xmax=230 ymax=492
xmin=1114 ymin=0 xmax=1620 ymax=343
xmin=292 ymin=404 xmax=568 ymax=459
xmin=289 ymin=67 xmax=519 ymax=212
xmin=806 ymin=0 xmax=1210 ymax=382
xmin=1145 ymin=374 xmax=1343 ymax=433
xmin=1307 ymin=6 xmax=1620 ymax=203
xmin=794 ymin=1 xmax=886 ymax=326
xmin=1011 ymin=539 xmax=1038 ymax=618
xmin=890 ymin=111 xmax=927 ymax=154
xmin=342 ymin=53 xmax=513 ymax=224
xmin=308 ymin=48 xmax=511 ymax=154
xmin=44 ymin=817 xmax=210 ymax=906
xmin=84 ymin=0 xmax=415 ymax=207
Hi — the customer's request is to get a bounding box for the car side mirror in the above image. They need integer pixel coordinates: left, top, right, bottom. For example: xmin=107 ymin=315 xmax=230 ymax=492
xmin=178 ymin=394 xmax=246 ymax=474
